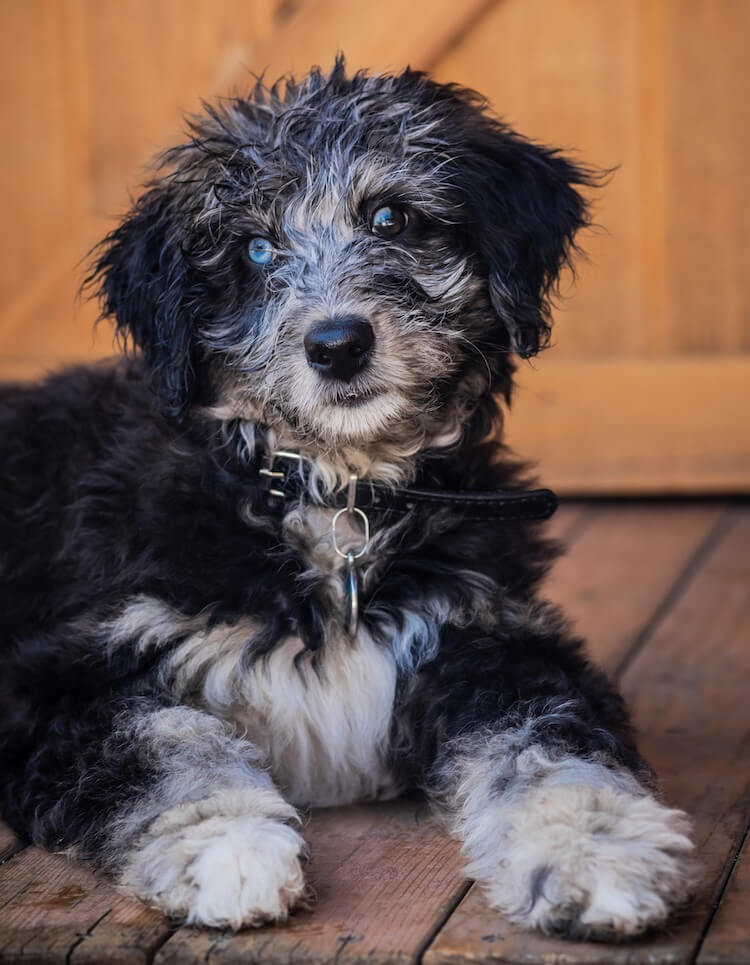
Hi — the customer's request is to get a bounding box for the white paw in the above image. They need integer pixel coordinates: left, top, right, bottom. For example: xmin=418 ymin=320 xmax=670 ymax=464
xmin=121 ymin=788 xmax=309 ymax=929
xmin=478 ymin=784 xmax=696 ymax=939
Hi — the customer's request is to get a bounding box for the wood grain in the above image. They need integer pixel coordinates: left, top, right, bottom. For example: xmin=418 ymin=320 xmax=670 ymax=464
xmin=155 ymin=800 xmax=465 ymax=965
xmin=620 ymin=509 xmax=750 ymax=963
xmin=228 ymin=0 xmax=494 ymax=87
xmin=0 ymin=0 xmax=89 ymax=309
xmin=425 ymin=507 xmax=750 ymax=964
xmin=84 ymin=0 xmax=278 ymax=217
xmin=543 ymin=501 xmax=589 ymax=544
xmin=70 ymin=904 xmax=172 ymax=965
xmin=0 ymin=222 xmax=106 ymax=358
xmin=543 ymin=502 xmax=722 ymax=670
xmin=662 ymin=0 xmax=750 ymax=353
xmin=0 ymin=846 xmax=168 ymax=964
xmin=506 ymin=357 xmax=750 ymax=494
xmin=433 ymin=0 xmax=750 ymax=359
xmin=638 ymin=0 xmax=668 ymax=356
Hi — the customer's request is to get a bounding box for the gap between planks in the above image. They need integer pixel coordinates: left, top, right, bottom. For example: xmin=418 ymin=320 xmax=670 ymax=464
xmin=697 ymin=823 xmax=750 ymax=964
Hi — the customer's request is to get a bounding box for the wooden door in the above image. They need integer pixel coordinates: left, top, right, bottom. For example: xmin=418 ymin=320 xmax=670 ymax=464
xmin=434 ymin=0 xmax=750 ymax=493
xmin=1 ymin=0 xmax=747 ymax=493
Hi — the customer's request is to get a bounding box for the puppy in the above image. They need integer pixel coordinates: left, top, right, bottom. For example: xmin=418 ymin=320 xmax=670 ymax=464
xmin=0 ymin=61 xmax=694 ymax=939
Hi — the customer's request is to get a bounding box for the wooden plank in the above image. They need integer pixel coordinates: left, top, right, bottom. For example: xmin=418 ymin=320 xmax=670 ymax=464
xmin=155 ymin=800 xmax=465 ymax=965
xmin=425 ymin=507 xmax=750 ymax=964
xmin=544 ymin=502 xmax=722 ymax=670
xmin=618 ymin=508 xmax=750 ymax=963
xmin=0 ymin=846 xmax=169 ymax=965
xmin=542 ymin=501 xmax=588 ymax=545
xmin=638 ymin=0 xmax=668 ymax=356
xmin=70 ymin=901 xmax=170 ymax=965
xmin=0 ymin=220 xmax=109 ymax=358
xmin=0 ymin=802 xmax=462 ymax=964
xmin=84 ymin=0 xmax=278 ymax=217
xmin=430 ymin=0 xmax=750 ymax=493
xmin=662 ymin=0 xmax=750 ymax=353
xmin=233 ymin=0 xmax=494 ymax=88
xmin=506 ymin=358 xmax=750 ymax=494
xmin=0 ymin=0 xmax=90 ymax=309
xmin=698 ymin=831 xmax=750 ymax=964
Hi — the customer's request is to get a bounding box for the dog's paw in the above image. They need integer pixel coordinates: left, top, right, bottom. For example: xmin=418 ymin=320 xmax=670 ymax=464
xmin=477 ymin=784 xmax=696 ymax=940
xmin=120 ymin=788 xmax=309 ymax=929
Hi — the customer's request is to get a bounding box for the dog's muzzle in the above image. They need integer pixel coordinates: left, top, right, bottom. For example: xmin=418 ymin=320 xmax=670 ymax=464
xmin=304 ymin=315 xmax=374 ymax=382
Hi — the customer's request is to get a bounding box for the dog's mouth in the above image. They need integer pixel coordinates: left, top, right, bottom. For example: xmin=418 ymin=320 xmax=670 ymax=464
xmin=332 ymin=388 xmax=382 ymax=408
xmin=294 ymin=385 xmax=408 ymax=445
xmin=322 ymin=379 xmax=383 ymax=409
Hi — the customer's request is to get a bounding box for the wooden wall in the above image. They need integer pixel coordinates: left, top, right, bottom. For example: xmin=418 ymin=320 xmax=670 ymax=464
xmin=1 ymin=0 xmax=748 ymax=492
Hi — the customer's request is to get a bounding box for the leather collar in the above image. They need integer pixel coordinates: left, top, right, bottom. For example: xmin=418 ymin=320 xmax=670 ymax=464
xmin=258 ymin=450 xmax=558 ymax=523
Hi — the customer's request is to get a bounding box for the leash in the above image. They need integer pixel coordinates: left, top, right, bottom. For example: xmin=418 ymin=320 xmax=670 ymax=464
xmin=257 ymin=449 xmax=558 ymax=636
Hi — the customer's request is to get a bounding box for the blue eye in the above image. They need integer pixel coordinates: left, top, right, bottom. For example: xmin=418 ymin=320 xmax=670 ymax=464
xmin=247 ymin=237 xmax=275 ymax=266
xmin=370 ymin=204 xmax=408 ymax=238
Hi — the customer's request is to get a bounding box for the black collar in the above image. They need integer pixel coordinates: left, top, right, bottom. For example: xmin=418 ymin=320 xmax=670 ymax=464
xmin=258 ymin=450 xmax=558 ymax=523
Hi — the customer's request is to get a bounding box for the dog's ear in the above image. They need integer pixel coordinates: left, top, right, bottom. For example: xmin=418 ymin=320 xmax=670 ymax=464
xmin=86 ymin=182 xmax=195 ymax=413
xmin=455 ymin=115 xmax=594 ymax=357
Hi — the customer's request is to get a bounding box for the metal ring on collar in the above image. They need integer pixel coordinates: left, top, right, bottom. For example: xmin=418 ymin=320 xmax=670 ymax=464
xmin=332 ymin=507 xmax=370 ymax=560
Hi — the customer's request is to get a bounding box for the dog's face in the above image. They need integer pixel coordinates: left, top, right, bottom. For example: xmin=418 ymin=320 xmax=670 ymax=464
xmin=91 ymin=62 xmax=591 ymax=462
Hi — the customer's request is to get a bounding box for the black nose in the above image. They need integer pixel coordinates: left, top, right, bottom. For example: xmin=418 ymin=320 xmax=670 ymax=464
xmin=303 ymin=316 xmax=374 ymax=382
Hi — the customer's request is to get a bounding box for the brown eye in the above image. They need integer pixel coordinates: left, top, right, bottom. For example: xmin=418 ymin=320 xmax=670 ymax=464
xmin=370 ymin=204 xmax=408 ymax=238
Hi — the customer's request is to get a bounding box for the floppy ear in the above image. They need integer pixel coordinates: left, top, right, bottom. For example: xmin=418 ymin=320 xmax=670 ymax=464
xmin=456 ymin=117 xmax=594 ymax=357
xmin=86 ymin=182 xmax=196 ymax=413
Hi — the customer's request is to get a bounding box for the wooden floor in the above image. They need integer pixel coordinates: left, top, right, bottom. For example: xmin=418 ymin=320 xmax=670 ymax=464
xmin=0 ymin=500 xmax=748 ymax=964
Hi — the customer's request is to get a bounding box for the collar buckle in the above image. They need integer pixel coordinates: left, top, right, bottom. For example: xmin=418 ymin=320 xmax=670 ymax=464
xmin=258 ymin=449 xmax=303 ymax=499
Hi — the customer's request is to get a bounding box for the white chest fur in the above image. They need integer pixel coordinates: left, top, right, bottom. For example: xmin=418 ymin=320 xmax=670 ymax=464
xmin=164 ymin=617 xmax=408 ymax=807
xmin=108 ymin=592 xmax=448 ymax=808
xmin=229 ymin=501 xmax=401 ymax=805
xmin=231 ymin=630 xmax=402 ymax=806
xmin=107 ymin=490 xmax=449 ymax=808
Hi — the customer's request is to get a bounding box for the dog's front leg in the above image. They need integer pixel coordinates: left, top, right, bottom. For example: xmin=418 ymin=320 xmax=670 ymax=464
xmin=8 ymin=701 xmax=308 ymax=929
xmin=410 ymin=609 xmax=696 ymax=940
xmin=435 ymin=721 xmax=695 ymax=939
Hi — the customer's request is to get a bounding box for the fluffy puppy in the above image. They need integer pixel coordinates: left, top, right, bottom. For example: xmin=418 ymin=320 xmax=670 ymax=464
xmin=0 ymin=61 xmax=694 ymax=938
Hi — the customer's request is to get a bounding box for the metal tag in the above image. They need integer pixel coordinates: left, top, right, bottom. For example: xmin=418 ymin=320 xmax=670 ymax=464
xmin=345 ymin=550 xmax=359 ymax=637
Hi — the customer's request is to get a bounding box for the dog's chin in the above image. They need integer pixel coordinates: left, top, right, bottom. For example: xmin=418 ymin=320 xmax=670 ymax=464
xmin=300 ymin=390 xmax=410 ymax=446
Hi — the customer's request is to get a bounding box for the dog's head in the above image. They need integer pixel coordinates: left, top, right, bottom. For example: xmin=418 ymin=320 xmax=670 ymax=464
xmin=89 ymin=61 xmax=593 ymax=472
